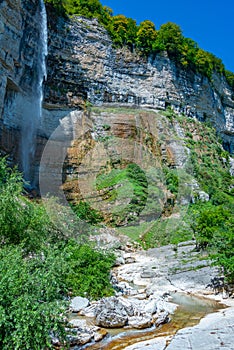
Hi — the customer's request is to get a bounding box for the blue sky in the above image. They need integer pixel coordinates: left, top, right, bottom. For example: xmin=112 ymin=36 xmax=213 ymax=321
xmin=102 ymin=0 xmax=234 ymax=73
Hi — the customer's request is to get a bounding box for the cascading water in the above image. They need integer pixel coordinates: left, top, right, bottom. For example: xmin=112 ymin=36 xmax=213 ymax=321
xmin=21 ymin=0 xmax=47 ymax=185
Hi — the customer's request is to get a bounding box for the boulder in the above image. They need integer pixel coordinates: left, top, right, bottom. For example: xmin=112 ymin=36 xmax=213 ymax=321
xmin=70 ymin=296 xmax=89 ymax=313
xmin=144 ymin=299 xmax=158 ymax=314
xmin=96 ymin=309 xmax=128 ymax=328
xmin=128 ymin=315 xmax=153 ymax=329
xmin=154 ymin=311 xmax=170 ymax=327
xmin=95 ymin=296 xmax=128 ymax=328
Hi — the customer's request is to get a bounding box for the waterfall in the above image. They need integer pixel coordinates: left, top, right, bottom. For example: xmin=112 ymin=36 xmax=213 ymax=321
xmin=21 ymin=0 xmax=47 ymax=185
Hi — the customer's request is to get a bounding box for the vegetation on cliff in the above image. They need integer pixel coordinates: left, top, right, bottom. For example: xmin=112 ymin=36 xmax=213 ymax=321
xmin=65 ymin=107 xmax=233 ymax=286
xmin=0 ymin=158 xmax=114 ymax=349
xmin=45 ymin=0 xmax=234 ymax=88
xmin=141 ymin=112 xmax=234 ymax=283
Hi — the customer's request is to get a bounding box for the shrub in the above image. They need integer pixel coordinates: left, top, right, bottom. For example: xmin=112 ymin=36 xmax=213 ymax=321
xmin=0 ymin=245 xmax=67 ymax=349
xmin=0 ymin=241 xmax=115 ymax=349
xmin=71 ymin=200 xmax=103 ymax=224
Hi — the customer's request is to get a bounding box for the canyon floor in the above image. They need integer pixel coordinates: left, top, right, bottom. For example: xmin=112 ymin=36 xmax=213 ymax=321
xmin=115 ymin=240 xmax=234 ymax=349
xmin=86 ymin=233 xmax=234 ymax=349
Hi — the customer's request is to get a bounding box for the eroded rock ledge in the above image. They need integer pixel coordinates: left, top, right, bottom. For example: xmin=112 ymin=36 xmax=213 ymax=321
xmin=45 ymin=15 xmax=234 ymax=152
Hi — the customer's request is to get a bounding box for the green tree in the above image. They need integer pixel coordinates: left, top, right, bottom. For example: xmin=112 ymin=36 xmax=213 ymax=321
xmin=153 ymin=22 xmax=183 ymax=58
xmin=180 ymin=37 xmax=198 ymax=68
xmin=194 ymin=49 xmax=213 ymax=78
xmin=108 ymin=14 xmax=129 ymax=46
xmin=225 ymin=70 xmax=234 ymax=89
xmin=136 ymin=20 xmax=157 ymax=54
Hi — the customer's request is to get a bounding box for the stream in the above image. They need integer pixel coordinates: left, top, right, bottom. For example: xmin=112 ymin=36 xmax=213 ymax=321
xmin=83 ymin=292 xmax=226 ymax=350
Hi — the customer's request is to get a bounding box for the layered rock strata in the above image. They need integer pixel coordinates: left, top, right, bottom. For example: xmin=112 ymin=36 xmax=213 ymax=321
xmin=45 ymin=15 xmax=234 ymax=152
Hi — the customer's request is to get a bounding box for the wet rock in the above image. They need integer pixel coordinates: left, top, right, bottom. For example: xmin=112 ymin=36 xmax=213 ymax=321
xmin=67 ymin=317 xmax=107 ymax=347
xmin=154 ymin=311 xmax=170 ymax=326
xmin=166 ymin=308 xmax=234 ymax=350
xmin=128 ymin=315 xmax=153 ymax=329
xmin=156 ymin=299 xmax=178 ymax=314
xmin=70 ymin=296 xmax=89 ymax=313
xmin=95 ymin=297 xmax=128 ymax=328
xmin=94 ymin=329 xmax=108 ymax=342
xmin=140 ymin=270 xmax=156 ymax=278
xmin=144 ymin=299 xmax=158 ymax=314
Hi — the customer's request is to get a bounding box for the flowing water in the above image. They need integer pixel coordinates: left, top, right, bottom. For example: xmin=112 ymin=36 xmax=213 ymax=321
xmin=84 ymin=292 xmax=225 ymax=350
xmin=21 ymin=0 xmax=47 ymax=183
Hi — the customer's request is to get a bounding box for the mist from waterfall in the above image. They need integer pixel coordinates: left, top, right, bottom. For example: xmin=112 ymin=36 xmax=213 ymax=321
xmin=21 ymin=0 xmax=47 ymax=185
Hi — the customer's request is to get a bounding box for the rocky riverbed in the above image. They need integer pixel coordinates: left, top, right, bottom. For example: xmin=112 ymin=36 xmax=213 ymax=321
xmin=63 ymin=236 xmax=234 ymax=349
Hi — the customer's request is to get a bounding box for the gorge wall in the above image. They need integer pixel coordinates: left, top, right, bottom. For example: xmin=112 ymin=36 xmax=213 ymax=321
xmin=0 ymin=0 xmax=44 ymax=180
xmin=0 ymin=0 xmax=233 ymax=180
xmin=44 ymin=15 xmax=234 ymax=153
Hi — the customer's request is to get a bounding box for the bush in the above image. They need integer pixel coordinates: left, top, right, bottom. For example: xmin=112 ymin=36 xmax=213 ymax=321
xmin=64 ymin=242 xmax=115 ymax=299
xmin=0 ymin=157 xmax=115 ymax=347
xmin=0 ymin=241 xmax=115 ymax=349
xmin=0 ymin=158 xmax=55 ymax=251
xmin=71 ymin=201 xmax=103 ymax=224
xmin=0 ymin=245 xmax=67 ymax=349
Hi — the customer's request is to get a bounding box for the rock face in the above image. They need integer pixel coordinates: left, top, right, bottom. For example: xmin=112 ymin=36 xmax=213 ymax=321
xmin=0 ymin=0 xmax=40 ymax=113
xmin=0 ymin=2 xmax=233 ymax=185
xmin=0 ymin=0 xmax=43 ymax=158
xmin=45 ymin=15 xmax=234 ymax=153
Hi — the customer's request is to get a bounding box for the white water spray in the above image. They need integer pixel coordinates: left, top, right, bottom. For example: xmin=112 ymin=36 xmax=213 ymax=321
xmin=21 ymin=0 xmax=47 ymax=184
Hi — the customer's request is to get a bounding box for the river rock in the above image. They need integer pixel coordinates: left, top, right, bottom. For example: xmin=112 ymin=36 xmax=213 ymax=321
xmin=95 ymin=296 xmax=128 ymax=328
xmin=67 ymin=317 xmax=107 ymax=347
xmin=144 ymin=299 xmax=158 ymax=314
xmin=128 ymin=315 xmax=153 ymax=329
xmin=154 ymin=311 xmax=170 ymax=326
xmin=94 ymin=329 xmax=108 ymax=342
xmin=69 ymin=319 xmax=87 ymax=328
xmin=140 ymin=270 xmax=156 ymax=278
xmin=96 ymin=309 xmax=128 ymax=328
xmin=70 ymin=296 xmax=89 ymax=313
xmin=133 ymin=293 xmax=148 ymax=300
xmin=115 ymin=256 xmax=125 ymax=266
xmin=79 ymin=304 xmax=97 ymax=318
xmin=124 ymin=254 xmax=136 ymax=264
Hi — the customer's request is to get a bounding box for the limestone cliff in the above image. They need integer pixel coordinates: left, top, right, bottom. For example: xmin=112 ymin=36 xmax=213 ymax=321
xmin=0 ymin=0 xmax=43 ymax=155
xmin=45 ymin=15 xmax=234 ymax=153
xmin=0 ymin=0 xmax=233 ymax=180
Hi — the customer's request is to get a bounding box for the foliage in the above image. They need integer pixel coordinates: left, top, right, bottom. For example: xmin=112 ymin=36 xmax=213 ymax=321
xmin=108 ymin=15 xmax=138 ymax=50
xmin=189 ymin=201 xmax=234 ymax=283
xmin=64 ymin=242 xmax=115 ymax=298
xmin=0 ymin=157 xmax=115 ymax=348
xmin=0 ymin=158 xmax=51 ymax=251
xmin=0 ymin=241 xmax=115 ymax=349
xmin=136 ymin=20 xmax=157 ymax=54
xmin=44 ymin=0 xmax=66 ymax=15
xmin=190 ymin=203 xmax=231 ymax=248
xmin=163 ymin=167 xmax=179 ymax=195
xmin=71 ymin=200 xmax=103 ymax=224
xmin=225 ymin=70 xmax=234 ymax=89
xmin=46 ymin=0 xmax=234 ymax=88
xmin=0 ymin=245 xmax=67 ymax=349
xmin=153 ymin=22 xmax=183 ymax=58
xmin=96 ymin=162 xmax=148 ymax=225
